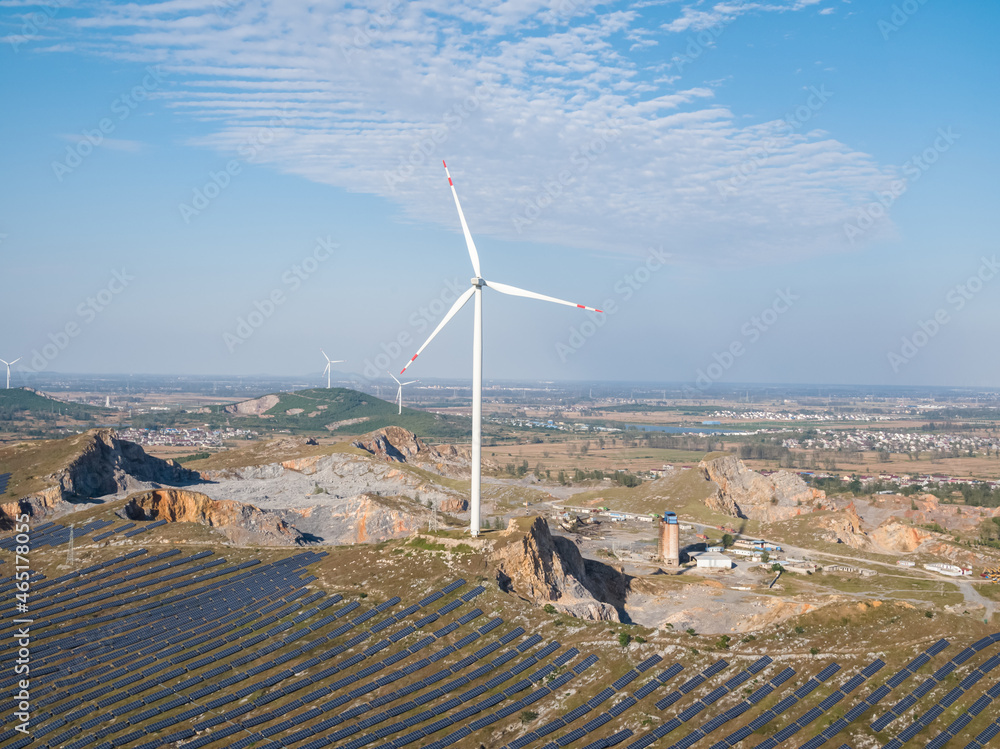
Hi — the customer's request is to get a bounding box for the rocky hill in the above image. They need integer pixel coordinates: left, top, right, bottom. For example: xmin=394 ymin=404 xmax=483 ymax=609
xmin=213 ymin=387 xmax=469 ymax=440
xmin=0 ymin=429 xmax=199 ymax=528
xmin=351 ymin=426 xmax=493 ymax=478
xmin=699 ymin=454 xmax=827 ymax=522
xmin=491 ymin=517 xmax=628 ymax=622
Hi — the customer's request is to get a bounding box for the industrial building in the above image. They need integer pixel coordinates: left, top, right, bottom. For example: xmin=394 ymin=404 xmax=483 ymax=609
xmin=695 ymin=551 xmax=733 ymax=569
xmin=659 ymin=511 xmax=680 ymax=566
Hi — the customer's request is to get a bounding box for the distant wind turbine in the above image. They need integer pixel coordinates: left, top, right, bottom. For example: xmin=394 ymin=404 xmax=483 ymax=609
xmin=400 ymin=161 xmax=602 ymax=537
xmin=321 ymin=350 xmax=345 ymax=388
xmin=387 ymin=372 xmax=417 ymax=415
xmin=0 ymin=357 xmax=20 ymax=389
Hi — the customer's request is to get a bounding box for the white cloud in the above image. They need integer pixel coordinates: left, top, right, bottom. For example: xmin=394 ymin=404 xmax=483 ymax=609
xmin=35 ymin=0 xmax=893 ymax=263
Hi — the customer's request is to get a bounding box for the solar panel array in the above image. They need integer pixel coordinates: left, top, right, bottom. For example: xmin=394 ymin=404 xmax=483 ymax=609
xmin=0 ymin=472 xmax=10 ymax=494
xmin=0 ymin=518 xmax=113 ymax=551
xmin=1 ymin=526 xmax=1000 ymax=749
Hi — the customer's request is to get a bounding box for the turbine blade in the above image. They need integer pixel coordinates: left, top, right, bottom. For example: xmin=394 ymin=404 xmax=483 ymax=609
xmin=400 ymin=285 xmax=475 ymax=374
xmin=387 ymin=372 xmax=401 ymax=386
xmin=443 ymin=160 xmax=482 ymax=277
xmin=10 ymin=358 xmax=19 ymax=365
xmin=401 ymin=380 xmax=417 ymax=386
xmin=323 ymin=362 xmax=331 ymax=374
xmin=321 ymin=349 xmax=329 ymax=362
xmin=486 ymin=280 xmax=604 ymax=313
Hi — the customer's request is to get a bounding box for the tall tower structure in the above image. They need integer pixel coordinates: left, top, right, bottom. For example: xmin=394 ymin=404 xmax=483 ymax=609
xmin=659 ymin=511 xmax=680 ymax=566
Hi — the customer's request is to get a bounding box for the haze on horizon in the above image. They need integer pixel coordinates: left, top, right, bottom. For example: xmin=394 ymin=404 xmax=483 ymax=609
xmin=0 ymin=1 xmax=997 ymax=390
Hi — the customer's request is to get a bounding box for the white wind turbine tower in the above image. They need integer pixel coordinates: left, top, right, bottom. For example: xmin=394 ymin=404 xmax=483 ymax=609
xmin=400 ymin=161 xmax=603 ymax=537
xmin=320 ymin=350 xmax=345 ymax=389
xmin=0 ymin=357 xmax=20 ymax=389
xmin=387 ymin=372 xmax=417 ymax=415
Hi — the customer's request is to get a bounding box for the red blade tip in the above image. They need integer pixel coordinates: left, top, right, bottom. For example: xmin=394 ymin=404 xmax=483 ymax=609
xmin=442 ymin=160 xmax=447 ymax=168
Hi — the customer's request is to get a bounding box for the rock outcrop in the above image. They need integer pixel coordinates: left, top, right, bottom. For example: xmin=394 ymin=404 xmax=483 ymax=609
xmin=490 ymin=517 xmax=628 ymax=622
xmin=351 ymin=427 xmax=492 ymax=480
xmin=819 ymin=502 xmax=870 ymax=548
xmin=123 ymin=489 xmax=304 ymax=546
xmin=0 ymin=429 xmax=200 ymax=528
xmin=224 ymin=394 xmax=280 ymax=416
xmin=279 ymin=493 xmax=428 ymax=545
xmin=870 ymin=519 xmax=932 ymax=552
xmin=700 ymin=455 xmax=825 ymax=522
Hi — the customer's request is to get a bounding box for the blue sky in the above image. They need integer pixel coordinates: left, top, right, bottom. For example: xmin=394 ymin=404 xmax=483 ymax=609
xmin=0 ymin=0 xmax=997 ymax=389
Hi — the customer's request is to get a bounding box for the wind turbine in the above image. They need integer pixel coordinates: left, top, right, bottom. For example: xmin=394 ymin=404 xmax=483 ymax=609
xmin=400 ymin=161 xmax=603 ymax=537
xmin=387 ymin=372 xmax=417 ymax=415
xmin=0 ymin=358 xmax=20 ymax=389
xmin=320 ymin=350 xmax=344 ymax=389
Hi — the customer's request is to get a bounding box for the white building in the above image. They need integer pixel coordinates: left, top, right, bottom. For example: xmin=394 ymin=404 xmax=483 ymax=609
xmin=695 ymin=552 xmax=733 ymax=570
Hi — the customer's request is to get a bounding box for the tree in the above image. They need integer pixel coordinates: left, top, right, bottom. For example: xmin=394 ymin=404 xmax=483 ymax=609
xmin=761 ymin=550 xmax=770 ymax=563
xmin=618 ymin=632 xmax=633 ymax=649
xmin=721 ymin=533 xmax=734 ymax=549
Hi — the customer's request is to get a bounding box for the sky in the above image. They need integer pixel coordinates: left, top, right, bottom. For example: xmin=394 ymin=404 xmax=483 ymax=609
xmin=0 ymin=0 xmax=997 ymax=390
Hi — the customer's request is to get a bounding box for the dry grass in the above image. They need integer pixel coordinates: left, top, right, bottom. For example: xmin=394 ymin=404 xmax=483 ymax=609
xmin=0 ymin=431 xmax=102 ymax=498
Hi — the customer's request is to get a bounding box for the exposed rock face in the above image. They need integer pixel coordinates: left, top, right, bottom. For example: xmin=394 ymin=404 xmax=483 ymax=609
xmin=0 ymin=429 xmax=200 ymax=528
xmin=870 ymin=519 xmax=932 ymax=552
xmin=279 ymin=494 xmax=428 ymax=545
xmin=197 ymin=446 xmax=465 ymax=545
xmin=819 ymin=502 xmax=870 ymax=548
xmin=124 ymin=489 xmax=304 ymax=546
xmin=699 ymin=455 xmax=825 ymax=522
xmin=491 ymin=517 xmax=627 ymax=622
xmin=351 ymin=427 xmax=491 ymax=479
xmin=224 ymin=394 xmax=280 ymax=416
